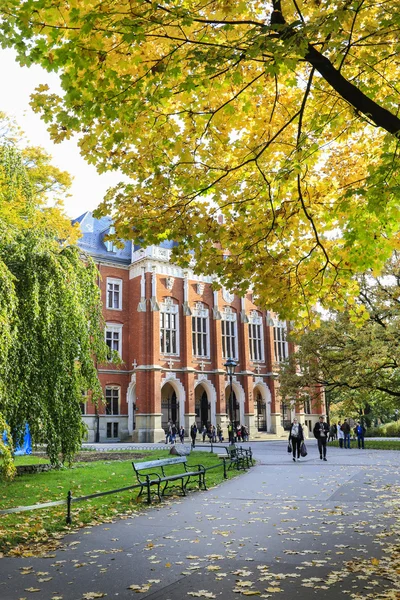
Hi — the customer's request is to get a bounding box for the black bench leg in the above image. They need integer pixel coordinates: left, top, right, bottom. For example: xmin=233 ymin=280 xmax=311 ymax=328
xmin=146 ymin=477 xmax=151 ymax=505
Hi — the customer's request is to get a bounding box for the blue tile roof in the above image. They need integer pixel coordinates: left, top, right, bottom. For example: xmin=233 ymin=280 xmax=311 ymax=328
xmin=73 ymin=212 xmax=132 ymax=265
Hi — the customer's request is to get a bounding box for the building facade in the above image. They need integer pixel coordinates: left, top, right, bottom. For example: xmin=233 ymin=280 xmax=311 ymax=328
xmin=75 ymin=212 xmax=324 ymax=443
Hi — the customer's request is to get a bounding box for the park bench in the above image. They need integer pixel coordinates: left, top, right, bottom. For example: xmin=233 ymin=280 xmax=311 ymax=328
xmin=224 ymin=444 xmax=254 ymax=470
xmin=132 ymin=456 xmax=206 ymax=504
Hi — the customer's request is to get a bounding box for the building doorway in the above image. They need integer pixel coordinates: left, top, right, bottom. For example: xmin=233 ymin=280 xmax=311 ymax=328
xmin=195 ymin=385 xmax=210 ymax=428
xmin=225 ymin=388 xmax=239 ymax=425
xmin=161 ymin=382 xmax=179 ymax=430
xmin=255 ymin=391 xmax=267 ymax=431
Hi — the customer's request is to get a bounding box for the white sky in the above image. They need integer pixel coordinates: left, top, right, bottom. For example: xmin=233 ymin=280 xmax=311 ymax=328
xmin=0 ymin=48 xmax=125 ymax=218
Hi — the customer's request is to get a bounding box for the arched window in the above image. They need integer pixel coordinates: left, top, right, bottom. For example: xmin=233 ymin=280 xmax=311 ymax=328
xmin=248 ymin=310 xmax=264 ymax=361
xmin=192 ymin=302 xmax=210 ymax=358
xmin=273 ymin=319 xmax=288 ymax=363
xmin=221 ymin=306 xmax=237 ymax=359
xmin=160 ymin=297 xmax=179 ymax=355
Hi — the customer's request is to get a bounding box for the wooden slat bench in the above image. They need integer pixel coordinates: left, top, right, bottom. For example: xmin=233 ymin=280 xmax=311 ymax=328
xmin=132 ymin=456 xmax=206 ymax=504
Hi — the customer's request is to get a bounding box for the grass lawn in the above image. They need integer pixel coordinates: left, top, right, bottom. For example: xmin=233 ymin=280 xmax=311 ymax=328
xmin=0 ymin=450 xmax=242 ymax=554
xmin=328 ymin=440 xmax=400 ymax=450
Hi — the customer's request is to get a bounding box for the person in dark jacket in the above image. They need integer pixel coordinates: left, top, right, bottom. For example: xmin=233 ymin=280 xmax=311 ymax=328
xmin=341 ymin=419 xmax=351 ymax=449
xmin=190 ymin=423 xmax=197 ymax=448
xmin=313 ymin=416 xmax=329 ymax=461
xmin=288 ymin=418 xmax=304 ymax=462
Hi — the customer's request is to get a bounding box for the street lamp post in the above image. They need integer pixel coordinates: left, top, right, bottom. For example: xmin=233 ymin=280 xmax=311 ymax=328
xmin=224 ymin=358 xmax=237 ymax=444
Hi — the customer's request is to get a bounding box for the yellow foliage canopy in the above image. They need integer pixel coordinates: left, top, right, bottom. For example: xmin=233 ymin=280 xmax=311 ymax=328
xmin=1 ymin=1 xmax=400 ymax=319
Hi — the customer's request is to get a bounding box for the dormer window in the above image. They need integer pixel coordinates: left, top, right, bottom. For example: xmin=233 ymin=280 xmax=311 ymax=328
xmin=105 ymin=226 xmax=116 ymax=252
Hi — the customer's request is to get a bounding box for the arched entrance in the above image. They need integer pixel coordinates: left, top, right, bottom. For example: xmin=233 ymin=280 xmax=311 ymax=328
xmin=255 ymin=389 xmax=267 ymax=431
xmin=161 ymin=382 xmax=180 ymax=430
xmin=195 ymin=385 xmax=210 ymax=428
xmin=253 ymin=381 xmax=272 ymax=433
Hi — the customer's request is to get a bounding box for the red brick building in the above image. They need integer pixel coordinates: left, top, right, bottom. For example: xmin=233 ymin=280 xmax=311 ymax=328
xmin=75 ymin=212 xmax=324 ymax=443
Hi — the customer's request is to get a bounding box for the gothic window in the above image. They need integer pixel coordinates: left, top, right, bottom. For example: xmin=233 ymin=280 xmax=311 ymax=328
xmin=160 ymin=297 xmax=179 ymax=355
xmin=248 ymin=310 xmax=264 ymax=361
xmin=192 ymin=302 xmax=209 ymax=358
xmin=221 ymin=306 xmax=237 ymax=359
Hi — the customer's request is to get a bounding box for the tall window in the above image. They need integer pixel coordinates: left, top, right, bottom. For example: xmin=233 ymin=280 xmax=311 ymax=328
xmin=221 ymin=306 xmax=237 ymax=359
xmin=273 ymin=320 xmax=288 ymax=363
xmin=160 ymin=297 xmax=179 ymax=355
xmin=249 ymin=310 xmax=264 ymax=361
xmin=192 ymin=302 xmax=209 ymax=358
xmin=106 ymin=278 xmax=122 ymax=310
xmin=105 ymin=386 xmax=120 ymax=415
xmin=105 ymin=323 xmax=122 ymax=359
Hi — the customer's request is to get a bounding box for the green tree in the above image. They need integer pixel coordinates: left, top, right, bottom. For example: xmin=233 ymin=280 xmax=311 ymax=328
xmin=1 ymin=1 xmax=400 ymax=318
xmin=0 ymin=122 xmax=108 ymax=470
xmin=279 ymin=253 xmax=400 ymax=420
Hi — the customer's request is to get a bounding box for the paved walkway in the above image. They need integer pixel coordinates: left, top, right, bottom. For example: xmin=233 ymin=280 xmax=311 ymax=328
xmin=1 ymin=441 xmax=399 ymax=599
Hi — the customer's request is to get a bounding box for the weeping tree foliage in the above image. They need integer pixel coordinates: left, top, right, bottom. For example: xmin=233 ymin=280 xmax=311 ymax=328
xmin=0 ymin=124 xmax=108 ymax=470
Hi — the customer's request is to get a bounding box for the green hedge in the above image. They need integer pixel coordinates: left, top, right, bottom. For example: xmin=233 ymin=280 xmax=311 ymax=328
xmin=366 ymin=421 xmax=400 ymax=437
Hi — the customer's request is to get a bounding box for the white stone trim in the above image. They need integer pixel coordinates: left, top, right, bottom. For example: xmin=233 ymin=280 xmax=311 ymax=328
xmin=127 ymin=373 xmax=137 ymax=436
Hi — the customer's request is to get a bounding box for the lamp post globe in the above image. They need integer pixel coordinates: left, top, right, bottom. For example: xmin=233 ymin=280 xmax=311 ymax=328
xmin=224 ymin=358 xmax=237 ymax=443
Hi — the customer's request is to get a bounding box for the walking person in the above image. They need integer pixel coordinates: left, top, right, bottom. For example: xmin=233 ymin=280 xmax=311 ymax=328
xmin=170 ymin=422 xmax=177 ymax=444
xmin=190 ymin=422 xmax=197 ymax=448
xmin=341 ymin=419 xmax=351 ymax=448
xmin=179 ymin=425 xmax=185 ymax=444
xmin=337 ymin=421 xmax=344 ymax=448
xmin=288 ymin=417 xmax=304 ymax=462
xmin=328 ymin=423 xmax=336 ymax=442
xmin=217 ymin=424 xmax=223 ymax=443
xmin=313 ymin=416 xmax=329 ymax=461
xmin=354 ymin=422 xmax=366 ymax=449
xmin=165 ymin=421 xmax=172 ymax=444
xmin=201 ymin=424 xmax=207 ymax=443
